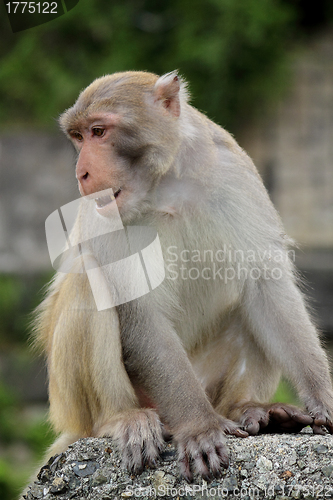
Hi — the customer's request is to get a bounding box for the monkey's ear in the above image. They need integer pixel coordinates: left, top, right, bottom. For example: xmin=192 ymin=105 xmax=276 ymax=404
xmin=153 ymin=71 xmax=181 ymax=118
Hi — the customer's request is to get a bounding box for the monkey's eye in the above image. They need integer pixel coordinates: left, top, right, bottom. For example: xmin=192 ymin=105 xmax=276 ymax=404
xmin=70 ymin=131 xmax=83 ymax=142
xmin=92 ymin=127 xmax=105 ymax=137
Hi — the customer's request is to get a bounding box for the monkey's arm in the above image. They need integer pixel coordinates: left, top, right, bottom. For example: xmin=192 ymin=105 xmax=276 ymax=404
xmin=116 ymin=296 xmax=245 ymax=482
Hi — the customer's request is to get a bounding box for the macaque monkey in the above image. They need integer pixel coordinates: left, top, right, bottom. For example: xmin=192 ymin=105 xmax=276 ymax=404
xmin=34 ymin=70 xmax=333 ymax=483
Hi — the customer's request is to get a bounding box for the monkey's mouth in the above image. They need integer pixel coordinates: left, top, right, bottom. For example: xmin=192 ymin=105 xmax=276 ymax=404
xmin=95 ymin=188 xmax=121 ymax=208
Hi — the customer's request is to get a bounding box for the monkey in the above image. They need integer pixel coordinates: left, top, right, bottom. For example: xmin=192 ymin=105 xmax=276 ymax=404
xmin=33 ymin=70 xmax=333 ymax=484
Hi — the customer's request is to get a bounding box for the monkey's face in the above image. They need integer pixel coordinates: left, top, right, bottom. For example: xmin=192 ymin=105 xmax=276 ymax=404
xmin=66 ymin=111 xmax=133 ymax=217
xmin=60 ymin=72 xmax=183 ymax=223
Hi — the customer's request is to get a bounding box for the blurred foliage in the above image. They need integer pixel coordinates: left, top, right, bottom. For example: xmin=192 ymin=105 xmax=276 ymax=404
xmin=0 ymin=274 xmax=54 ymax=498
xmin=1 ymin=0 xmax=332 ymax=130
xmin=273 ymin=378 xmax=299 ymax=405
xmin=0 ymin=273 xmax=53 ymax=345
xmin=0 ymin=382 xmax=55 ymax=500
xmin=0 ymin=0 xmax=306 ymax=131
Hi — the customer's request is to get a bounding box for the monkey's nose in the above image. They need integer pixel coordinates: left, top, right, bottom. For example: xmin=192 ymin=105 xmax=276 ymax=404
xmin=76 ymin=152 xmax=90 ymax=183
xmin=76 ymin=168 xmax=90 ymax=196
xmin=76 ymin=165 xmax=90 ymax=184
xmin=76 ymin=173 xmax=89 ymax=196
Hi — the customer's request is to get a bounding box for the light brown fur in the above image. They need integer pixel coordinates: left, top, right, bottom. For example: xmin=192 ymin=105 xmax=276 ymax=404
xmin=31 ymin=71 xmax=333 ymax=484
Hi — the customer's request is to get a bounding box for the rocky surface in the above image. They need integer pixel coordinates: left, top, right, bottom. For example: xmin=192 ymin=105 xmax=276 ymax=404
xmin=23 ymin=430 xmax=333 ymax=499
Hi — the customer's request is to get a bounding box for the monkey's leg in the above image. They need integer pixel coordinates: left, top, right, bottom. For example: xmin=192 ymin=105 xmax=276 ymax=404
xmin=49 ymin=309 xmax=165 ymax=474
xmin=198 ymin=325 xmax=311 ymax=434
xmin=239 ymin=276 xmax=333 ymax=434
xmin=47 ymin=275 xmax=142 ymax=441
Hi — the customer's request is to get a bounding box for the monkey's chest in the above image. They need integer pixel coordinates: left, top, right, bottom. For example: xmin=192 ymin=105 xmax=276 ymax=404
xmin=158 ymin=264 xmax=241 ymax=353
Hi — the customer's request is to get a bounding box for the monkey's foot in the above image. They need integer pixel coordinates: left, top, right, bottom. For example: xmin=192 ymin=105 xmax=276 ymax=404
xmin=175 ymin=416 xmax=247 ymax=483
xmin=236 ymin=402 xmax=313 ymax=435
xmin=97 ymin=409 xmax=164 ymax=474
xmin=307 ymin=402 xmax=333 ymax=434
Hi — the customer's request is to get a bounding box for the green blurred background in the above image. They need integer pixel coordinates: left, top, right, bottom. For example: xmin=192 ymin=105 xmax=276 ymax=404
xmin=1 ymin=0 xmax=333 ymax=498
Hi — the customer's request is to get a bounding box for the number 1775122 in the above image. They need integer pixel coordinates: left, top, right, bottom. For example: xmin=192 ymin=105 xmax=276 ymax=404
xmin=5 ymin=2 xmax=58 ymax=14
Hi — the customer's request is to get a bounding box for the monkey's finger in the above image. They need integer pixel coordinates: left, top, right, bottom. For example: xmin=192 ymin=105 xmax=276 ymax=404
xmin=244 ymin=418 xmax=260 ymax=436
xmin=178 ymin=445 xmax=193 ymax=483
xmin=221 ymin=419 xmax=249 ymax=438
xmin=268 ymin=407 xmax=291 ymax=423
xmin=242 ymin=409 xmax=270 ymax=434
xmin=281 ymin=407 xmax=313 ymax=425
xmin=312 ymin=412 xmax=333 ymax=433
xmin=205 ymin=451 xmax=223 ymax=479
xmin=312 ymin=424 xmax=327 ymax=435
xmin=266 ymin=407 xmax=310 ymax=433
xmin=144 ymin=441 xmax=160 ymax=468
xmin=162 ymin=425 xmax=172 ymax=442
xmin=326 ymin=424 xmax=333 ymax=434
xmin=215 ymin=444 xmax=230 ymax=469
xmin=290 ymin=414 xmax=313 ymax=425
xmin=200 ymin=440 xmax=228 ymax=478
xmin=312 ymin=412 xmax=330 ymax=426
xmin=310 ymin=411 xmax=333 ymax=434
xmin=127 ymin=443 xmax=145 ymax=474
xmin=193 ymin=451 xmax=212 ymax=482
xmin=228 ymin=428 xmax=249 ymax=438
xmin=325 ymin=420 xmax=333 ymax=434
xmin=242 ymin=419 xmax=261 ymax=435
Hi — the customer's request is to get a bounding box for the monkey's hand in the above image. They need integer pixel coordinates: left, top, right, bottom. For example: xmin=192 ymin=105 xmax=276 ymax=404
xmin=237 ymin=402 xmax=313 ymax=435
xmin=97 ymin=409 xmax=164 ymax=474
xmin=175 ymin=416 xmax=247 ymax=483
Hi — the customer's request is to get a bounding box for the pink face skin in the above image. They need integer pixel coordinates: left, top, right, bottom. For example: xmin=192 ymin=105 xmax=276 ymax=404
xmin=68 ymin=106 xmax=179 ymax=222
xmin=69 ymin=112 xmax=125 ymax=215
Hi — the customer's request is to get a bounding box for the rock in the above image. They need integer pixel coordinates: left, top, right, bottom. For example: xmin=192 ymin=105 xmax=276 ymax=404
xmin=322 ymin=465 xmax=333 ymax=478
xmin=50 ymin=477 xmax=67 ymax=494
xmin=256 ymin=456 xmax=273 ymax=471
xmin=72 ymin=461 xmax=99 ymax=477
xmin=314 ymin=444 xmax=328 ymax=454
xmin=23 ymin=430 xmax=333 ymax=499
